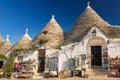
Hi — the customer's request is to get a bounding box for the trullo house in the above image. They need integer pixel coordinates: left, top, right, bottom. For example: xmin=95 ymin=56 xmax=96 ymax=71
xmin=4 ymin=2 xmax=120 ymax=77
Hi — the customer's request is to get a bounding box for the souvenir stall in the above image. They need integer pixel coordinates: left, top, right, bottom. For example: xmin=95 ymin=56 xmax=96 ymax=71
xmin=108 ymin=57 xmax=120 ymax=77
xmin=14 ymin=51 xmax=37 ymax=79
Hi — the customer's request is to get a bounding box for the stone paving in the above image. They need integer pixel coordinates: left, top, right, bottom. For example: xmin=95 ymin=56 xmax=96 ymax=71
xmin=0 ymin=74 xmax=120 ymax=80
xmin=0 ymin=76 xmax=119 ymax=80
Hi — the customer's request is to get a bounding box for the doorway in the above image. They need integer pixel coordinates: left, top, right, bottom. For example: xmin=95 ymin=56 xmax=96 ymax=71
xmin=38 ymin=49 xmax=45 ymax=73
xmin=0 ymin=61 xmax=3 ymax=68
xmin=91 ymin=46 xmax=102 ymax=66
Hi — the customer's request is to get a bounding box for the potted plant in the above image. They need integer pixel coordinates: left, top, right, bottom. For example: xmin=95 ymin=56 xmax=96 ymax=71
xmin=59 ymin=70 xmax=66 ymax=79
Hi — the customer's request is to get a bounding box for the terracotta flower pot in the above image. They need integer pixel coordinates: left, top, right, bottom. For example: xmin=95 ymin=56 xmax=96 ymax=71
xmin=59 ymin=71 xmax=66 ymax=79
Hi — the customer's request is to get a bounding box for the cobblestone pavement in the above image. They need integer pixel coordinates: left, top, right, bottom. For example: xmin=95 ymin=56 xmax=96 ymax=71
xmin=1 ymin=76 xmax=120 ymax=80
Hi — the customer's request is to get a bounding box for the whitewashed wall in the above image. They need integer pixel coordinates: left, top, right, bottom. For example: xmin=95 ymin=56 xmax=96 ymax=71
xmin=45 ymin=48 xmax=59 ymax=58
xmin=58 ymin=26 xmax=109 ymax=71
xmin=108 ymin=39 xmax=120 ymax=58
xmin=22 ymin=45 xmax=59 ymax=61
xmin=23 ymin=51 xmax=37 ymax=61
xmin=20 ymin=26 xmax=120 ymax=73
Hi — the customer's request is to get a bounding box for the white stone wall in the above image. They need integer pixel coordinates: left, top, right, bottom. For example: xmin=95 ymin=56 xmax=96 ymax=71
xmin=23 ymin=51 xmax=37 ymax=61
xmin=45 ymin=48 xmax=59 ymax=58
xmin=20 ymin=26 xmax=120 ymax=73
xmin=58 ymin=47 xmax=71 ymax=72
xmin=22 ymin=48 xmax=59 ymax=74
xmin=58 ymin=26 xmax=110 ymax=71
xmin=108 ymin=39 xmax=120 ymax=58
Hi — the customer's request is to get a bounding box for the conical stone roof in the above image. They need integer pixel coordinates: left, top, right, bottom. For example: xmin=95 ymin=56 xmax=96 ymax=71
xmin=0 ymin=35 xmax=12 ymax=55
xmin=64 ymin=3 xmax=109 ymax=45
xmin=32 ymin=15 xmax=64 ymax=49
xmin=10 ymin=29 xmax=32 ymax=51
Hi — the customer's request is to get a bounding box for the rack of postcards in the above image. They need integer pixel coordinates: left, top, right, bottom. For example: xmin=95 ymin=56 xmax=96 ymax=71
xmin=17 ymin=59 xmax=35 ymax=78
xmin=108 ymin=57 xmax=120 ymax=77
xmin=103 ymin=52 xmax=109 ymax=69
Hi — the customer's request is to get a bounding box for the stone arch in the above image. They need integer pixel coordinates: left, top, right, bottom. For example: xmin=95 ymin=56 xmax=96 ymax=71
xmin=86 ymin=36 xmax=107 ymax=67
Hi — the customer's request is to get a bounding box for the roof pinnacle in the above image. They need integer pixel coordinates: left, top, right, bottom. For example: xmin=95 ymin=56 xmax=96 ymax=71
xmin=52 ymin=15 xmax=55 ymax=19
xmin=6 ymin=35 xmax=9 ymax=41
xmin=24 ymin=28 xmax=32 ymax=40
xmin=87 ymin=1 xmax=90 ymax=6
xmin=87 ymin=1 xmax=91 ymax=8
xmin=26 ymin=28 xmax=28 ymax=35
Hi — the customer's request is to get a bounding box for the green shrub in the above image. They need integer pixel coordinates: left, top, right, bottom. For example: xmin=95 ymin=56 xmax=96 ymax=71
xmin=0 ymin=54 xmax=6 ymax=60
xmin=3 ymin=57 xmax=14 ymax=78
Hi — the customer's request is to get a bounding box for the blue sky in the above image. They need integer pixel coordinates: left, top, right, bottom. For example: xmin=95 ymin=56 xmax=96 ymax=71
xmin=0 ymin=0 xmax=120 ymax=44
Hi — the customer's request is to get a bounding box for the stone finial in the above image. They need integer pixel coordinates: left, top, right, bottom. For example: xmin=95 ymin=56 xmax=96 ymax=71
xmin=87 ymin=1 xmax=90 ymax=6
xmin=6 ymin=35 xmax=9 ymax=41
xmin=26 ymin=28 xmax=28 ymax=35
xmin=52 ymin=15 xmax=55 ymax=19
xmin=24 ymin=28 xmax=32 ymax=40
xmin=87 ymin=1 xmax=91 ymax=8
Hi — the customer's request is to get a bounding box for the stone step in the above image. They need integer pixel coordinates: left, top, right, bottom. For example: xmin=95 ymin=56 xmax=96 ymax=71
xmin=87 ymin=73 xmax=107 ymax=77
xmin=86 ymin=68 xmax=108 ymax=77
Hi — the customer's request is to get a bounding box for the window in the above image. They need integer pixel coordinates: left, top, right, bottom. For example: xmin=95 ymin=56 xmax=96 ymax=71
xmin=42 ymin=31 xmax=48 ymax=35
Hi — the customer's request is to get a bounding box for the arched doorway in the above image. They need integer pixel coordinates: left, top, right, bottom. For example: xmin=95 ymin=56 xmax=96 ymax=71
xmin=86 ymin=36 xmax=107 ymax=67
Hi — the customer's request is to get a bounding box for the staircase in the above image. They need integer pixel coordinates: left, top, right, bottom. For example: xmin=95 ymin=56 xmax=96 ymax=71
xmin=86 ymin=67 xmax=108 ymax=77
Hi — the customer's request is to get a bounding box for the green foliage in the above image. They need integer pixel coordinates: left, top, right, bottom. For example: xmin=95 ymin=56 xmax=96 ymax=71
xmin=37 ymin=38 xmax=49 ymax=45
xmin=10 ymin=49 xmax=22 ymax=58
xmin=0 ymin=54 xmax=6 ymax=60
xmin=10 ymin=48 xmax=29 ymax=58
xmin=3 ymin=57 xmax=14 ymax=77
xmin=32 ymin=38 xmax=49 ymax=50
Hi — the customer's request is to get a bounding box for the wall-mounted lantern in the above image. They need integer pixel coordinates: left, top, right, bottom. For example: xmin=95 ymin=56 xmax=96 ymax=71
xmin=92 ymin=29 xmax=97 ymax=37
xmin=107 ymin=40 xmax=110 ymax=44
